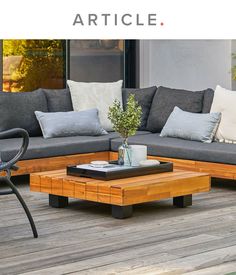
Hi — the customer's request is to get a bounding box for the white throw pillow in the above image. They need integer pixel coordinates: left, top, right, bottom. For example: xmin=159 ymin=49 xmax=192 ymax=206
xmin=210 ymin=85 xmax=236 ymax=143
xmin=67 ymin=80 xmax=123 ymax=131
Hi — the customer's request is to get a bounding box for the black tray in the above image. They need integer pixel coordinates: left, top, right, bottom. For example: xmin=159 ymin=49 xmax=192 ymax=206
xmin=67 ymin=161 xmax=173 ymax=181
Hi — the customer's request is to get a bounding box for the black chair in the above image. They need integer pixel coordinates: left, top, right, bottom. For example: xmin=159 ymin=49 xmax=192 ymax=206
xmin=0 ymin=128 xmax=38 ymax=238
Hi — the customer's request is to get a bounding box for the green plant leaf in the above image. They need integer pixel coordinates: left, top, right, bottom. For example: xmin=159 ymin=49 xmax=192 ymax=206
xmin=108 ymin=94 xmax=142 ymax=139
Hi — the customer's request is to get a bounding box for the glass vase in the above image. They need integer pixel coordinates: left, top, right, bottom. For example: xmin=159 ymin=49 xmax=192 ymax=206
xmin=118 ymin=138 xmax=132 ymax=166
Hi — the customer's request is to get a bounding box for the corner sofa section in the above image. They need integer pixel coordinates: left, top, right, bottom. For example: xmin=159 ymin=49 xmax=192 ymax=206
xmin=111 ymin=133 xmax=236 ymax=165
xmin=1 ymin=86 xmax=236 ymax=179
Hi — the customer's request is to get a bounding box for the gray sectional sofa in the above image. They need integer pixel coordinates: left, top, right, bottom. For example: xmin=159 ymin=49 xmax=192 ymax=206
xmin=1 ymin=86 xmax=236 ymax=179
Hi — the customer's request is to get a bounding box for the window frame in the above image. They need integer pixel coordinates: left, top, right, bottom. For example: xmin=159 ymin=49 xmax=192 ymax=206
xmin=0 ymin=41 xmax=2 ymax=90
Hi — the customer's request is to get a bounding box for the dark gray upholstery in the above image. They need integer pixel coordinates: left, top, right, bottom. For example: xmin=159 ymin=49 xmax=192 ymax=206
xmin=146 ymin=86 xmax=205 ymax=133
xmin=0 ymin=135 xmax=110 ymax=161
xmin=106 ymin=131 xmax=150 ymax=140
xmin=4 ymin=84 xmax=236 ymax=169
xmin=111 ymin=133 xmax=236 ymax=165
xmin=122 ymin=86 xmax=157 ymax=130
xmin=0 ymin=131 xmax=150 ymax=161
xmin=202 ymin=88 xmax=214 ymax=113
xmin=42 ymin=88 xmax=73 ymax=112
xmin=0 ymin=89 xmax=48 ymax=136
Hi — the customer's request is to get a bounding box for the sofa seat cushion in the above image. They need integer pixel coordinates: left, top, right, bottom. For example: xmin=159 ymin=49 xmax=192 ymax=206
xmin=107 ymin=131 xmax=150 ymax=140
xmin=0 ymin=135 xmax=110 ymax=161
xmin=111 ymin=134 xmax=236 ymax=165
xmin=0 ymin=131 xmax=150 ymax=161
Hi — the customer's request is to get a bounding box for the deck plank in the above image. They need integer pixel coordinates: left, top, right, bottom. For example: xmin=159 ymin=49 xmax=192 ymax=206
xmin=0 ymin=177 xmax=235 ymax=274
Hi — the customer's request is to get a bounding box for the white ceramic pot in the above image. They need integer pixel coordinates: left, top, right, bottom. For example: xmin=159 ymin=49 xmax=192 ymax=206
xmin=130 ymin=145 xmax=147 ymax=166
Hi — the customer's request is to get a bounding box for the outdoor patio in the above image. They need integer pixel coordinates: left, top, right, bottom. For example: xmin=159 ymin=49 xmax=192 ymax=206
xmin=1 ymin=177 xmax=236 ymax=275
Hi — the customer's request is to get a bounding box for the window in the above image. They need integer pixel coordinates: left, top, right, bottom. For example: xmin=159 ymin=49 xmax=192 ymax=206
xmin=69 ymin=40 xmax=138 ymax=87
xmin=2 ymin=40 xmax=66 ymax=92
xmin=69 ymin=40 xmax=125 ymax=83
xmin=0 ymin=40 xmax=138 ymax=92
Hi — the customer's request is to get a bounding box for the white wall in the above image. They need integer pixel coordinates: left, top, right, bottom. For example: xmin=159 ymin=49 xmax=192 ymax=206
xmin=140 ymin=40 xmax=232 ymax=90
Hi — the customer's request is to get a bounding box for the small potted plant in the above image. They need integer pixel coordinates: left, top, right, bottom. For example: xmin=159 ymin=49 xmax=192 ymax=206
xmin=108 ymin=94 xmax=142 ymax=165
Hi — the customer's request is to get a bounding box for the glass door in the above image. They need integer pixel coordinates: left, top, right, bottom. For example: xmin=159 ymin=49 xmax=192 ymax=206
xmin=0 ymin=40 xmax=138 ymax=92
xmin=69 ymin=40 xmax=124 ymax=83
xmin=2 ymin=40 xmax=66 ymax=92
xmin=68 ymin=40 xmax=138 ymax=87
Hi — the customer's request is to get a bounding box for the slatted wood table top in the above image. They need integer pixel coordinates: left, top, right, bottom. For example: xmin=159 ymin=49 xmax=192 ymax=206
xmin=30 ymin=169 xmax=210 ymax=207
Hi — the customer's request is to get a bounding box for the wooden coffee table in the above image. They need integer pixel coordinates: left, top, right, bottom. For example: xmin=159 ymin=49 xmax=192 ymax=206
xmin=30 ymin=169 xmax=210 ymax=218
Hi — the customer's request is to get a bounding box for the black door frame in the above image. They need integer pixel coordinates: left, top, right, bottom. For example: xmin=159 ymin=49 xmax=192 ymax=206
xmin=125 ymin=40 xmax=139 ymax=88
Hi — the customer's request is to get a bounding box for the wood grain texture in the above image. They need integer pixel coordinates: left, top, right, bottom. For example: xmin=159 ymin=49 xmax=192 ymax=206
xmin=0 ymin=177 xmax=236 ymax=274
xmin=30 ymin=169 xmax=210 ymax=206
xmin=4 ymin=150 xmax=236 ymax=180
xmin=110 ymin=152 xmax=236 ymax=180
xmin=10 ymin=151 xmax=109 ymax=176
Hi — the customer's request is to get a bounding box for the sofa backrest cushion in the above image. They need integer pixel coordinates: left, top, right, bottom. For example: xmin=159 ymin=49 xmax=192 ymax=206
xmin=146 ymin=86 xmax=205 ymax=133
xmin=42 ymin=88 xmax=73 ymax=112
xmin=0 ymin=89 xmax=48 ymax=136
xmin=122 ymin=86 xmax=157 ymax=130
xmin=202 ymin=88 xmax=214 ymax=113
xmin=67 ymin=80 xmax=123 ymax=131
xmin=210 ymin=85 xmax=236 ymax=143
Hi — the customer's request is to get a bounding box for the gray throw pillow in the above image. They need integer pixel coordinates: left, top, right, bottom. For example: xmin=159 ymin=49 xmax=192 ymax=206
xmin=146 ymin=86 xmax=205 ymax=133
xmin=0 ymin=89 xmax=48 ymax=136
xmin=122 ymin=86 xmax=157 ymax=130
xmin=35 ymin=109 xmax=108 ymax=139
xmin=42 ymin=88 xmax=73 ymax=112
xmin=160 ymin=106 xmax=221 ymax=143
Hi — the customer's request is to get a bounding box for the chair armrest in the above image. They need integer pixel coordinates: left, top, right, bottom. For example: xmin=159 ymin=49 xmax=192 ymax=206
xmin=0 ymin=128 xmax=29 ymax=171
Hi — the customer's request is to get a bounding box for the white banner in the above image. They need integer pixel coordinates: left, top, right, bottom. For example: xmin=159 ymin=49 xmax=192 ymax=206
xmin=0 ymin=0 xmax=236 ymax=39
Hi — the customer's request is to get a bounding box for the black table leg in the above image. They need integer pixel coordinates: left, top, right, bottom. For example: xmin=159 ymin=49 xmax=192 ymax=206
xmin=49 ymin=194 xmax=68 ymax=208
xmin=112 ymin=205 xmax=133 ymax=219
xmin=173 ymin=194 xmax=192 ymax=208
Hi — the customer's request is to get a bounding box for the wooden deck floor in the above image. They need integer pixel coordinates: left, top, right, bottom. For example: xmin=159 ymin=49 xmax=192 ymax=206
xmin=1 ymin=177 xmax=236 ymax=275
